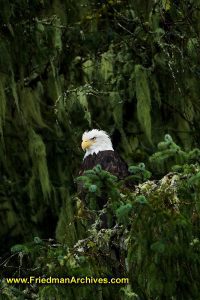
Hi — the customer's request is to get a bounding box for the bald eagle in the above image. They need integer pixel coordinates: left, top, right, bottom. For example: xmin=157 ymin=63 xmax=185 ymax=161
xmin=79 ymin=129 xmax=129 ymax=179
xmin=77 ymin=129 xmax=132 ymax=225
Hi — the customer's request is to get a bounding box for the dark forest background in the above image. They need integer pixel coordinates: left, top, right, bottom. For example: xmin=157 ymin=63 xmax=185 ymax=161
xmin=1 ymin=0 xmax=200 ymax=299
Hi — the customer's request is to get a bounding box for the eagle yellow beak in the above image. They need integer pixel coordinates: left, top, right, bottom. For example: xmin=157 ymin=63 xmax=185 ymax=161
xmin=81 ymin=139 xmax=93 ymax=150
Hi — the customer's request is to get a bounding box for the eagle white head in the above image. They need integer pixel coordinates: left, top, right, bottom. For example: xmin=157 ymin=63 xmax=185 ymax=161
xmin=81 ymin=129 xmax=114 ymax=159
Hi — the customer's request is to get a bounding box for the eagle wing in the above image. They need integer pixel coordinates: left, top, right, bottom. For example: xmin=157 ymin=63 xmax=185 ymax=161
xmin=97 ymin=150 xmax=129 ymax=179
xmin=77 ymin=150 xmax=132 ymax=207
xmin=79 ymin=150 xmax=129 ymax=179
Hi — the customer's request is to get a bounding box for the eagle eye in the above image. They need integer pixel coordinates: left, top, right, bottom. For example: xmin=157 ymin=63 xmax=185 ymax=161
xmin=90 ymin=137 xmax=96 ymax=141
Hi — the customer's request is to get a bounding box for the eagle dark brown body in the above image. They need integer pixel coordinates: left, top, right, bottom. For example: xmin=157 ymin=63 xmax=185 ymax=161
xmin=79 ymin=150 xmax=129 ymax=179
xmin=77 ymin=150 xmax=131 ymax=215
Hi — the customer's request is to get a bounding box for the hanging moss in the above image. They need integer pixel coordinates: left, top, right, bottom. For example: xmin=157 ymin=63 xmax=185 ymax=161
xmin=47 ymin=61 xmax=62 ymax=103
xmin=0 ymin=78 xmax=6 ymax=141
xmin=187 ymin=38 xmax=198 ymax=61
xmin=150 ymin=75 xmax=161 ymax=107
xmin=162 ymin=0 xmax=171 ymax=11
xmin=109 ymin=91 xmax=123 ymax=128
xmin=56 ymin=188 xmax=79 ymax=247
xmin=100 ymin=45 xmax=114 ymax=81
xmin=128 ymin=72 xmax=136 ymax=101
xmin=20 ymin=87 xmax=46 ymax=127
xmin=77 ymin=88 xmax=91 ymax=125
xmin=0 ymin=41 xmax=11 ymax=73
xmin=135 ymin=64 xmax=152 ymax=144
xmin=82 ymin=59 xmax=94 ymax=82
xmin=10 ymin=69 xmax=19 ymax=112
xmin=52 ymin=16 xmax=62 ymax=52
xmin=28 ymin=128 xmax=51 ymax=200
